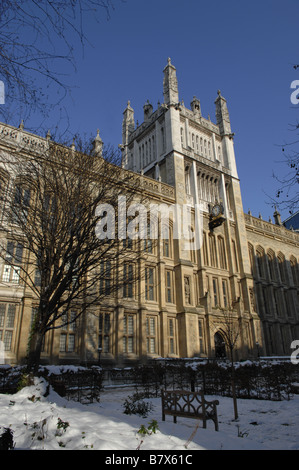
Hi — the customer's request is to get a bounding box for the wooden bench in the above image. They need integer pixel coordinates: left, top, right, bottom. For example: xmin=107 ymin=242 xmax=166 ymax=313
xmin=161 ymin=389 xmax=219 ymax=431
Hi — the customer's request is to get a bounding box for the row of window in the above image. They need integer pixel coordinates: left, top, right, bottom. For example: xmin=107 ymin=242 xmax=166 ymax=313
xmin=202 ymin=232 xmax=235 ymax=271
xmin=0 ymin=302 xmax=179 ymax=357
xmin=180 ymin=128 xmax=222 ymax=162
xmin=0 ymin=301 xmax=206 ymax=358
xmin=255 ymin=284 xmax=298 ymax=320
xmin=265 ymin=322 xmax=299 ymax=356
xmin=1 ymin=238 xmax=234 ymax=309
xmin=139 ymin=134 xmax=156 ymax=168
xmin=139 ymin=127 xmax=167 ymax=169
xmin=249 ymin=244 xmax=298 ymax=287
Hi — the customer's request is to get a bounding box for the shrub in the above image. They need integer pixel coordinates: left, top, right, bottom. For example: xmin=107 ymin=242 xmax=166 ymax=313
xmin=123 ymin=392 xmax=153 ymax=417
xmin=0 ymin=427 xmax=14 ymax=450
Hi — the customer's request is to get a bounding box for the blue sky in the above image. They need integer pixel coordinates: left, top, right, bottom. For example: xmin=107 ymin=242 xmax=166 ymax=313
xmin=5 ymin=0 xmax=299 ymax=221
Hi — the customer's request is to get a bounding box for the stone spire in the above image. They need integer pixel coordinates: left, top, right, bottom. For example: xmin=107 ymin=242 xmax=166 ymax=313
xmin=215 ymin=89 xmax=231 ymax=135
xmin=163 ymin=58 xmax=179 ymax=106
xmin=190 ymin=96 xmax=201 ymax=116
xmin=92 ymin=129 xmax=103 ymax=157
xmin=273 ymin=206 xmax=282 ymax=226
xmin=122 ymin=101 xmax=135 ymax=147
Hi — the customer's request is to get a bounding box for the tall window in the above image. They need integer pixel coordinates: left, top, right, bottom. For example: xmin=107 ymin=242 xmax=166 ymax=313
xmin=290 ymin=258 xmax=298 ymax=286
xmin=278 ymin=255 xmax=285 ymax=284
xmin=145 ymin=267 xmax=155 ymax=301
xmin=60 ymin=310 xmax=77 ymax=353
xmin=232 ymin=239 xmax=238 ymax=272
xmin=152 ymin=136 xmax=155 ymax=160
xmin=123 ymin=314 xmax=134 ymax=354
xmin=222 ymin=279 xmax=228 ymax=308
xmin=202 ymin=232 xmax=209 ymax=265
xmin=165 ymin=270 xmax=173 ymax=303
xmin=13 ymin=184 xmax=31 ymax=223
xmin=209 ymin=234 xmax=218 ymax=267
xmin=218 ymin=236 xmax=227 ymax=269
xmin=262 ymin=287 xmax=269 ymax=316
xmin=123 ymin=263 xmax=134 ymax=298
xmin=146 ymin=316 xmax=157 ymax=354
xmin=212 ymin=278 xmax=218 ymax=307
xmin=0 ymin=303 xmax=16 ymax=351
xmin=162 ymin=222 xmax=172 ymax=258
xmin=204 ymin=139 xmax=207 ymax=156
xmin=99 ymin=260 xmax=111 ymax=296
xmin=99 ymin=312 xmax=111 ymax=353
xmin=267 ymin=253 xmax=275 ymax=281
xmin=274 ymin=289 xmax=283 ymax=317
xmin=144 ymin=221 xmax=153 ymax=253
xmin=2 ymin=241 xmax=23 ymax=283
xmin=185 ymin=166 xmax=191 ymax=195
xmin=161 ymin=127 xmax=166 ymax=153
xmin=198 ymin=319 xmax=204 ymax=354
xmin=168 ymin=318 xmax=175 ymax=354
xmin=256 ymin=250 xmax=264 ymax=278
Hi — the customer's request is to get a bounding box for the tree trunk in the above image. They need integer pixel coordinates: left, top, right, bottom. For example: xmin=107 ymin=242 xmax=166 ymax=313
xmin=230 ymin=348 xmax=238 ymax=420
xmin=26 ymin=330 xmax=44 ymax=374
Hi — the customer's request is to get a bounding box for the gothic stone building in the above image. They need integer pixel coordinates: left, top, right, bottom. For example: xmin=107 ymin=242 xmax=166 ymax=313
xmin=0 ymin=59 xmax=299 ymax=366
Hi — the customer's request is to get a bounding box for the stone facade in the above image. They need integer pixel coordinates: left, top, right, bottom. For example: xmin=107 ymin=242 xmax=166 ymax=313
xmin=0 ymin=59 xmax=298 ymax=366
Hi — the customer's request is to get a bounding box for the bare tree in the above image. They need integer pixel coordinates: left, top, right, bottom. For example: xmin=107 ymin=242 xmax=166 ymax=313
xmin=0 ymin=135 xmax=145 ymax=372
xmin=0 ymin=0 xmax=120 ymax=125
xmin=272 ymin=63 xmax=299 ymax=215
xmin=273 ymin=125 xmax=299 ymax=215
xmin=214 ymin=309 xmax=241 ymax=420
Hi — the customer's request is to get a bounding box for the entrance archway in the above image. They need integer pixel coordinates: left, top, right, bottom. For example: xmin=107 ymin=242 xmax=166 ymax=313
xmin=214 ymin=331 xmax=226 ymax=358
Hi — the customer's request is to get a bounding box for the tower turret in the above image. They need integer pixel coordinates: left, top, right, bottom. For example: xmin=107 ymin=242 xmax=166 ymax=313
xmin=92 ymin=129 xmax=103 ymax=157
xmin=215 ymin=89 xmax=231 ymax=136
xmin=163 ymin=58 xmax=179 ymax=106
xmin=122 ymin=101 xmax=135 ymax=146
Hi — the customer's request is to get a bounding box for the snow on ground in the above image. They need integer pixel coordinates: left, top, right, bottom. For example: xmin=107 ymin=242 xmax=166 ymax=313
xmin=0 ymin=377 xmax=299 ymax=451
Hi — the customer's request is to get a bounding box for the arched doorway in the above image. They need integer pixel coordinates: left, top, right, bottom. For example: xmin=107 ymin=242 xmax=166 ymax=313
xmin=214 ymin=331 xmax=226 ymax=358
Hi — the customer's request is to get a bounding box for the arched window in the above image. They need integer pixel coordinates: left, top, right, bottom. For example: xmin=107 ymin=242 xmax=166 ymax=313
xmin=255 ymin=248 xmax=265 ymax=278
xmin=152 ymin=136 xmax=155 ymax=159
xmin=290 ymin=257 xmax=298 ymax=287
xmin=208 ymin=141 xmax=211 ymax=158
xmin=204 ymin=139 xmax=207 ymax=156
xmin=248 ymin=243 xmax=254 ymax=275
xmin=218 ymin=236 xmax=227 ymax=269
xmin=0 ymin=169 xmax=9 ymax=217
xmin=267 ymin=250 xmax=276 ymax=281
xmin=180 ymin=128 xmax=184 ymax=147
xmin=185 ymin=165 xmax=191 ymax=195
xmin=277 ymin=253 xmax=286 ymax=284
xmin=161 ymin=127 xmax=165 ymax=153
xmin=209 ymin=233 xmax=218 ymax=267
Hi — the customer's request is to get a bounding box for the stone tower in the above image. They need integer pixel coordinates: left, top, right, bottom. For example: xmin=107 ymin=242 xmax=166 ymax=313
xmin=121 ymin=58 xmax=261 ymax=359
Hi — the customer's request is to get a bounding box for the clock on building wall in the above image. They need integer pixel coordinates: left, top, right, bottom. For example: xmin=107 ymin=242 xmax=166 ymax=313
xmin=209 ymin=202 xmax=225 ymax=230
